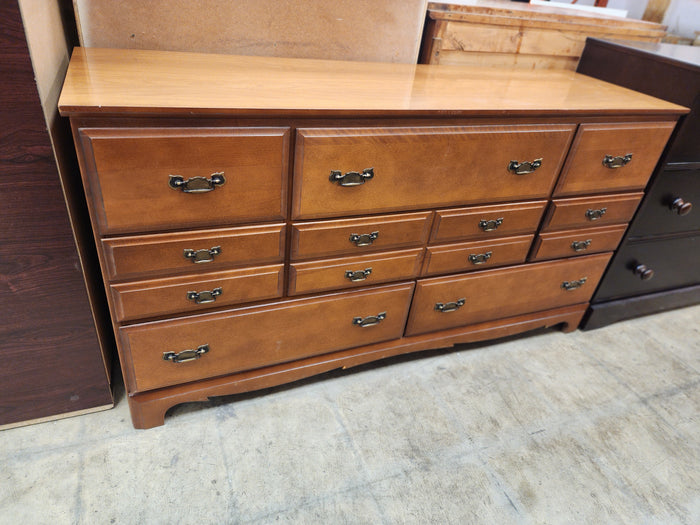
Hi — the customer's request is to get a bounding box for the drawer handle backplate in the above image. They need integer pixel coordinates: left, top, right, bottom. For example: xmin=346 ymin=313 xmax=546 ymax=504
xmin=163 ymin=344 xmax=210 ymax=364
xmin=571 ymin=239 xmax=592 ymax=252
xmin=345 ymin=268 xmax=372 ymax=282
xmin=602 ymin=154 xmax=632 ymax=169
xmin=585 ymin=208 xmax=607 ymax=221
xmin=186 ymin=287 xmax=222 ymax=304
xmin=468 ymin=251 xmax=492 ymax=265
xmin=353 ymin=312 xmax=386 ymax=328
xmin=561 ymin=278 xmax=587 ymax=291
xmin=183 ymin=246 xmax=221 ymax=264
xmin=479 ymin=218 xmax=503 ymax=232
xmin=329 ymin=168 xmax=374 ymax=187
xmin=435 ymin=298 xmax=466 ymax=313
xmin=508 ymin=158 xmax=542 ymax=175
xmin=169 ymin=172 xmax=225 ymax=193
xmin=349 ymin=231 xmax=379 ymax=247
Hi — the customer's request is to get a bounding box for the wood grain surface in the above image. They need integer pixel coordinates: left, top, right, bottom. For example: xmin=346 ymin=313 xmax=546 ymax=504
xmin=0 ymin=2 xmax=112 ymax=426
xmin=58 ymin=48 xmax=688 ymax=117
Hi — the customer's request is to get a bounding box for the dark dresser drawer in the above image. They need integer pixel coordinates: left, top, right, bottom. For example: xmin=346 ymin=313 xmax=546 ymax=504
xmin=594 ymin=234 xmax=700 ymax=301
xmin=628 ymin=166 xmax=700 ymax=237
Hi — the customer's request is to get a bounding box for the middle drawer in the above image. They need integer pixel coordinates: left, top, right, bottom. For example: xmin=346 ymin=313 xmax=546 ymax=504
xmin=292 ymin=125 xmax=575 ymax=219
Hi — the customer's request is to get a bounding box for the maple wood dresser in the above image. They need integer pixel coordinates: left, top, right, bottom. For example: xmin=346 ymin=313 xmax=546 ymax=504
xmin=58 ymin=48 xmax=685 ymax=428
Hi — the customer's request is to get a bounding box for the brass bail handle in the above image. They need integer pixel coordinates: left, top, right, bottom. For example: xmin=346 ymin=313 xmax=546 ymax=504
xmin=353 ymin=312 xmax=386 ymax=328
xmin=479 ymin=218 xmax=503 ymax=232
xmin=163 ymin=344 xmax=210 ymax=364
xmin=435 ymin=298 xmax=466 ymax=313
xmin=183 ymin=246 xmax=222 ymax=264
xmin=468 ymin=252 xmax=492 ymax=265
xmin=186 ymin=287 xmax=223 ymax=304
xmin=561 ymin=277 xmax=587 ymax=291
xmin=349 ymin=231 xmax=379 ymax=247
xmin=508 ymin=158 xmax=542 ymax=175
xmin=329 ymin=168 xmax=374 ymax=187
xmin=585 ymin=208 xmax=607 ymax=221
xmin=571 ymin=239 xmax=592 ymax=252
xmin=602 ymin=154 xmax=632 ymax=169
xmin=345 ymin=268 xmax=372 ymax=282
xmin=169 ymin=172 xmax=226 ymax=193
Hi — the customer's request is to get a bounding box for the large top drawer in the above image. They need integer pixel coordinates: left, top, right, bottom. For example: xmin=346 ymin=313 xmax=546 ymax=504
xmin=292 ymin=125 xmax=575 ymax=219
xmin=79 ymin=127 xmax=289 ymax=234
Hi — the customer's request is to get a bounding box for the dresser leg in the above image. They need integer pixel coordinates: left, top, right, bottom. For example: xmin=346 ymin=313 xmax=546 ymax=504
xmin=127 ymin=394 xmax=169 ymax=429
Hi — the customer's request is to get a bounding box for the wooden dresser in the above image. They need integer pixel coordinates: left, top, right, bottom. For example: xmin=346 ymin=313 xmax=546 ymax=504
xmin=58 ymin=48 xmax=685 ymax=428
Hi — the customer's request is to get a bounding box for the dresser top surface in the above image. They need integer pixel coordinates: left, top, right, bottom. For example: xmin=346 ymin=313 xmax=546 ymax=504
xmin=58 ymin=47 xmax=687 ymax=118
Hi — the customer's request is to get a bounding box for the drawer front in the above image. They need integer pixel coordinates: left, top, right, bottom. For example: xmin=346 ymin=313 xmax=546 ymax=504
xmin=79 ymin=127 xmax=289 ymax=234
xmin=111 ymin=265 xmax=284 ymax=322
xmin=291 ymin=211 xmax=432 ymax=260
xmin=543 ymin=192 xmax=644 ymax=231
xmin=103 ymin=224 xmax=285 ymax=280
xmin=628 ymin=167 xmax=700 ymax=237
xmin=289 ymin=249 xmax=424 ymax=296
xmin=422 ymin=235 xmax=533 ymax=276
xmin=430 ymin=201 xmax=547 ymax=243
xmin=293 ymin=125 xmax=575 ymax=219
xmin=405 ymin=253 xmax=611 ymax=336
xmin=120 ymin=282 xmax=415 ymax=392
xmin=554 ymin=122 xmax=674 ymax=196
xmin=530 ymin=225 xmax=627 ymax=262
xmin=594 ymin=234 xmax=700 ymax=301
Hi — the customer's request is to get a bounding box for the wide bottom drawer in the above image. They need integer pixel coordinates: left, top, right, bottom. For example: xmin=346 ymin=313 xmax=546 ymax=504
xmin=406 ymin=253 xmax=612 ymax=336
xmin=120 ymin=282 xmax=415 ymax=393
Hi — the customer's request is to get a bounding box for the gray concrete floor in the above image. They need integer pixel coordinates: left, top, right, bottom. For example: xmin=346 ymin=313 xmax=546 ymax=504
xmin=1 ymin=304 xmax=699 ymax=525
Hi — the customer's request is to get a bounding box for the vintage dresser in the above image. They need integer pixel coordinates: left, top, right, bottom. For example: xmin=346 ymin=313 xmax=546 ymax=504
xmin=58 ymin=48 xmax=685 ymax=428
xmin=577 ymin=39 xmax=700 ymax=329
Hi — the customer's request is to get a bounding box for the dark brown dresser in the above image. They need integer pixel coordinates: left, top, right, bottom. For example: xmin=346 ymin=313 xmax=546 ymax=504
xmin=577 ymin=38 xmax=700 ymax=329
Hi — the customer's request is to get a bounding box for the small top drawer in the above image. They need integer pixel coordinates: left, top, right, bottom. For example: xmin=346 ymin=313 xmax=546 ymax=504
xmin=79 ymin=127 xmax=289 ymax=234
xmin=554 ymin=122 xmax=674 ymax=197
xmin=542 ymin=192 xmax=644 ymax=231
xmin=103 ymin=224 xmax=286 ymax=281
xmin=292 ymin=125 xmax=575 ymax=219
xmin=290 ymin=211 xmax=432 ymax=260
xmin=430 ymin=200 xmax=547 ymax=243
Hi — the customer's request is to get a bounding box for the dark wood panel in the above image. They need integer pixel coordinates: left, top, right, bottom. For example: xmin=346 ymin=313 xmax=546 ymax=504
xmin=628 ymin=167 xmax=700 ymax=237
xmin=0 ymin=2 xmax=112 ymax=426
xmin=593 ymin=234 xmax=700 ymax=302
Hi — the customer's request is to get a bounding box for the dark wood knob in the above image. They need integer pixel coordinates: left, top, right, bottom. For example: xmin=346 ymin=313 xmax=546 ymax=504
xmin=671 ymin=197 xmax=692 ymax=216
xmin=634 ymin=264 xmax=654 ymax=281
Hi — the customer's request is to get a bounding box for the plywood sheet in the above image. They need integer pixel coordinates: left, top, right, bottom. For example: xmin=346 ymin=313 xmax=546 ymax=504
xmin=74 ymin=0 xmax=428 ymax=63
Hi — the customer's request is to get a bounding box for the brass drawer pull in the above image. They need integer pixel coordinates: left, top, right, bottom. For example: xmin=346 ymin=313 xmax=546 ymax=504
xmin=602 ymin=154 xmax=632 ymax=169
xmin=349 ymin=231 xmax=379 ymax=247
xmin=478 ymin=218 xmax=503 ymax=232
xmin=352 ymin=312 xmax=386 ymax=328
xmin=435 ymin=298 xmax=466 ymax=313
xmin=468 ymin=251 xmax=492 ymax=265
xmin=345 ymin=268 xmax=372 ymax=282
xmin=508 ymin=158 xmax=542 ymax=175
xmin=634 ymin=264 xmax=654 ymax=281
xmin=329 ymin=168 xmax=374 ymax=187
xmin=169 ymin=172 xmax=225 ymax=193
xmin=561 ymin=278 xmax=587 ymax=291
xmin=163 ymin=344 xmax=210 ymax=364
xmin=186 ymin=287 xmax=222 ymax=304
xmin=585 ymin=208 xmax=607 ymax=221
xmin=571 ymin=239 xmax=592 ymax=252
xmin=671 ymin=197 xmax=693 ymax=216
xmin=183 ymin=246 xmax=221 ymax=264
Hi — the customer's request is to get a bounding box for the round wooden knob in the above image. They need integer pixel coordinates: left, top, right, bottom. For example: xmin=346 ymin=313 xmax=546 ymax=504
xmin=634 ymin=264 xmax=655 ymax=281
xmin=671 ymin=197 xmax=692 ymax=216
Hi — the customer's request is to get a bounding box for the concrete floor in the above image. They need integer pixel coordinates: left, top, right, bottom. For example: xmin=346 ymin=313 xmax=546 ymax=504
xmin=1 ymin=304 xmax=699 ymax=524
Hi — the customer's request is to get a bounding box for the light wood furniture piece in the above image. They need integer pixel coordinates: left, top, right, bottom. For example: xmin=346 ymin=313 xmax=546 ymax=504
xmin=577 ymin=39 xmax=700 ymax=329
xmin=59 ymin=48 xmax=684 ymax=428
xmin=72 ymin=0 xmax=428 ymax=64
xmin=420 ymin=0 xmax=666 ymax=69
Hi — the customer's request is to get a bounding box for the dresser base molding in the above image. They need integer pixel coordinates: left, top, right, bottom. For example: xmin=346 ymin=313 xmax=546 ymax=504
xmin=580 ymin=285 xmax=700 ymax=331
xmin=128 ymin=303 xmax=586 ymax=428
